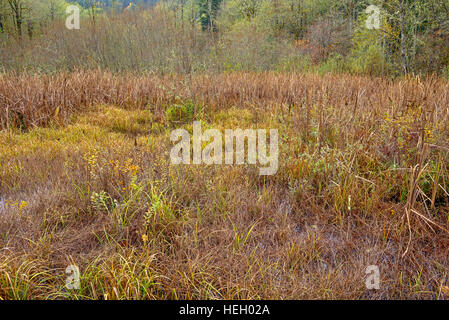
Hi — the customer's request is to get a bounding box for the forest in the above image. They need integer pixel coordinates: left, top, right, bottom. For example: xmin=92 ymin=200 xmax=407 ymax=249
xmin=0 ymin=0 xmax=448 ymax=76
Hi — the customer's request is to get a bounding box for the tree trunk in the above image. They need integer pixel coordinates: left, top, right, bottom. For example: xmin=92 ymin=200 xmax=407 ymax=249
xmin=27 ymin=20 xmax=32 ymax=39
xmin=8 ymin=0 xmax=24 ymax=40
xmin=181 ymin=0 xmax=185 ymax=31
xmin=400 ymin=0 xmax=408 ymax=74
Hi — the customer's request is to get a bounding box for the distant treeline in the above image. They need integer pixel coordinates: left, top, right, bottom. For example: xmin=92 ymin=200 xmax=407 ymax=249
xmin=67 ymin=0 xmax=159 ymax=9
xmin=0 ymin=0 xmax=448 ymax=77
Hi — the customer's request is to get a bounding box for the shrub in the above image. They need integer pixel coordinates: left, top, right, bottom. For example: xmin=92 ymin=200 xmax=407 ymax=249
xmin=276 ymin=54 xmax=314 ymax=73
xmin=348 ymin=43 xmax=386 ymax=76
xmin=317 ymin=53 xmax=348 ymax=75
xmin=166 ymin=101 xmax=196 ymax=124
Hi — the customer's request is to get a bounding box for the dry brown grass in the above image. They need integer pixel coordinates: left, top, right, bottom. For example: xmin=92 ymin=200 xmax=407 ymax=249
xmin=1 ymin=71 xmax=448 ymax=130
xmin=0 ymin=71 xmax=448 ymax=299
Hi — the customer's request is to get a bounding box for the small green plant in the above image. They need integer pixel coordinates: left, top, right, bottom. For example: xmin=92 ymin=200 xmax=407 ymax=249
xmin=91 ymin=191 xmax=117 ymax=213
xmin=231 ymin=221 xmax=257 ymax=251
xmin=144 ymin=184 xmax=180 ymax=240
xmin=166 ymin=102 xmax=198 ymax=124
